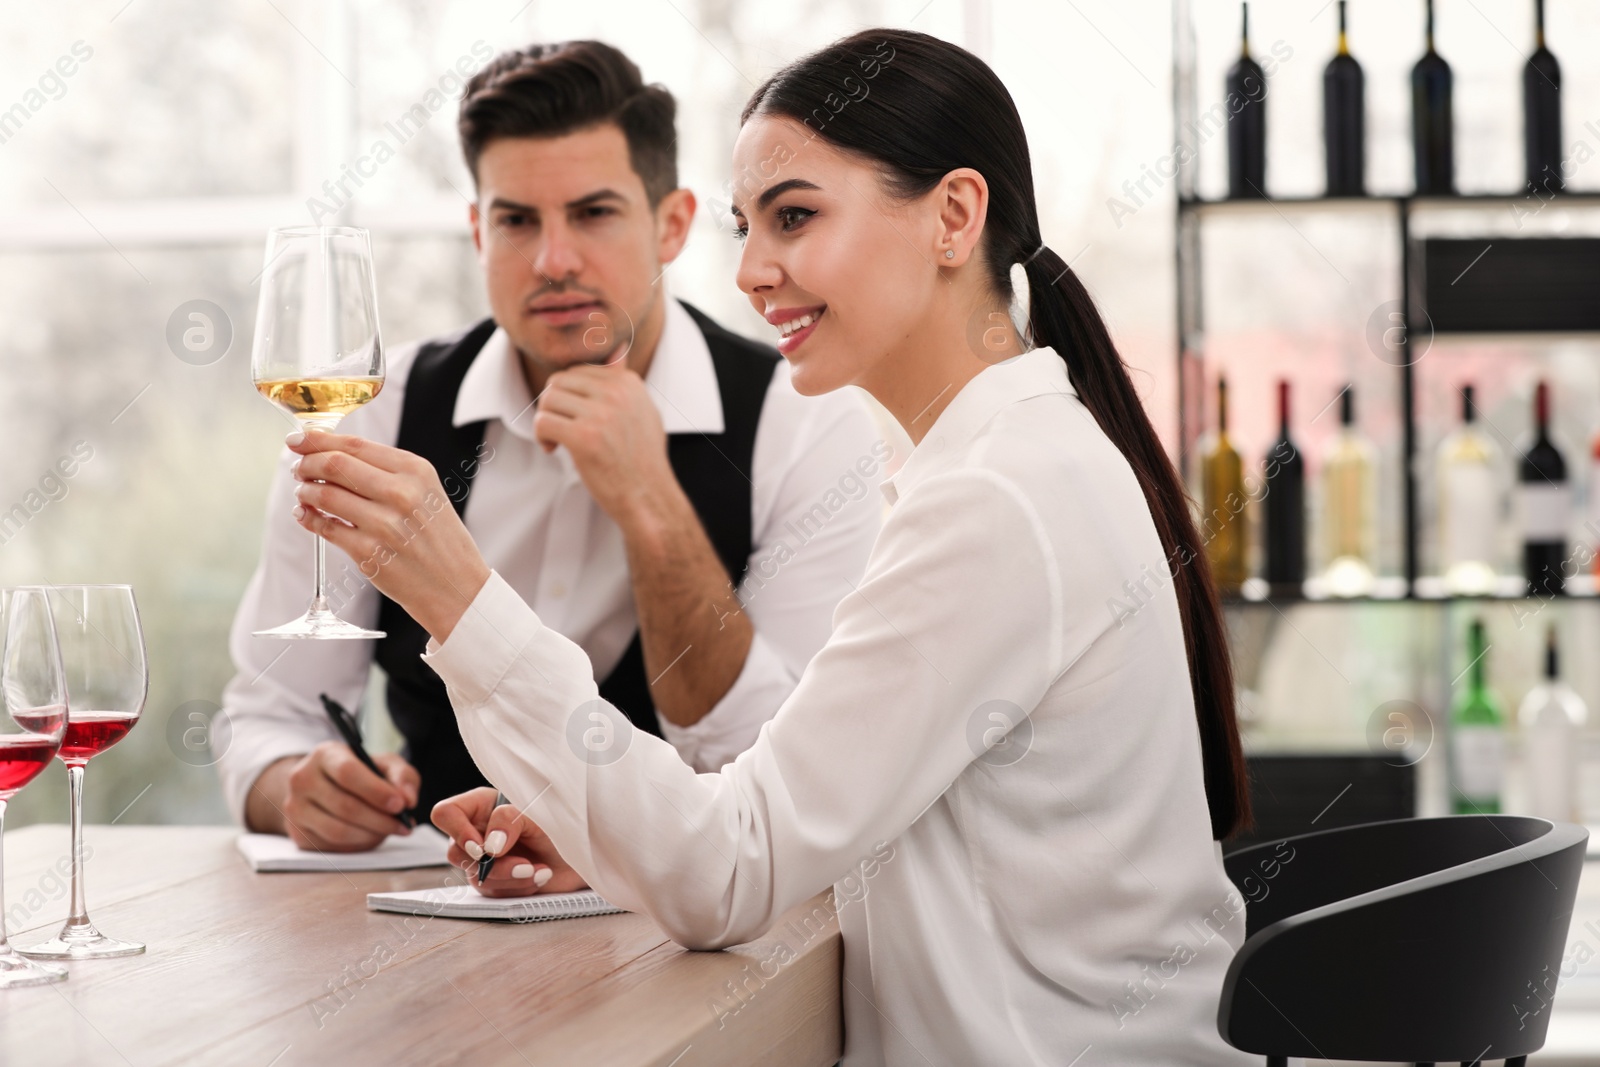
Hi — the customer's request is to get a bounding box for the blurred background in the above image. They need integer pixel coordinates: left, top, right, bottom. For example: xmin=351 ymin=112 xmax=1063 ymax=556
xmin=1 ymin=0 xmax=1598 ymax=852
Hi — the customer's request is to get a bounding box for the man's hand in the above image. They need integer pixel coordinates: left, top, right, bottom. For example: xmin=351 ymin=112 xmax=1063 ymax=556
xmin=245 ymin=742 xmax=420 ymax=852
xmin=432 ymin=786 xmax=588 ymax=898
xmin=532 ymin=363 xmax=676 ymax=529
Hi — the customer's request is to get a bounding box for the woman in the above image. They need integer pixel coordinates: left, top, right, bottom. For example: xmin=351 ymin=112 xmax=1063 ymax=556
xmin=287 ymin=28 xmax=1254 ymax=1066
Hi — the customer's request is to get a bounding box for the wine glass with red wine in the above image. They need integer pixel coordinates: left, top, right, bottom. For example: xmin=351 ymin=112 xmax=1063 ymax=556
xmin=16 ymin=585 xmax=148 ymax=961
xmin=0 ymin=587 xmax=69 ymax=988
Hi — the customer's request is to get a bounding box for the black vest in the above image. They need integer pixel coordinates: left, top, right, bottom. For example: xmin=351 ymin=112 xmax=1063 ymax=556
xmin=373 ymin=301 xmax=778 ymax=815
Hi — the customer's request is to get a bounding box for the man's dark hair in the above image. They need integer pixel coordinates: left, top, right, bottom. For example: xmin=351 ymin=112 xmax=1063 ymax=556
xmin=459 ymin=41 xmax=678 ymax=206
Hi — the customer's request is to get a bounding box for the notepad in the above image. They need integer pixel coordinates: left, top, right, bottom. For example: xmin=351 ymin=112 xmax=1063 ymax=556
xmin=236 ymin=826 xmax=452 ymax=873
xmin=366 ymin=885 xmax=623 ymax=923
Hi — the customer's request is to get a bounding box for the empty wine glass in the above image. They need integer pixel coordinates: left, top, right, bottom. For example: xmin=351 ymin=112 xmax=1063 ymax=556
xmin=250 ymin=225 xmax=386 ymax=640
xmin=17 ymin=586 xmax=148 ymax=960
xmin=0 ymin=587 xmax=69 ymax=988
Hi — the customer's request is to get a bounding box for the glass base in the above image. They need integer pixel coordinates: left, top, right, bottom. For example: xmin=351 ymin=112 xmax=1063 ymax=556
xmin=0 ymin=949 xmax=67 ymax=987
xmin=16 ymin=922 xmax=144 ymax=960
xmin=253 ymin=609 xmax=384 ymax=641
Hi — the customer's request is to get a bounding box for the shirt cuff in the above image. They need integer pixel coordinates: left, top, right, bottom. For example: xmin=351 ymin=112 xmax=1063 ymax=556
xmin=658 ymin=632 xmax=796 ymax=772
xmin=420 ymin=570 xmax=545 ymax=707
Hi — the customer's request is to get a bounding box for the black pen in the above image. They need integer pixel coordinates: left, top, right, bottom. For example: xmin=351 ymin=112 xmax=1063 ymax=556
xmin=317 ymin=692 xmax=417 ymax=829
xmin=477 ymin=790 xmax=508 ymax=884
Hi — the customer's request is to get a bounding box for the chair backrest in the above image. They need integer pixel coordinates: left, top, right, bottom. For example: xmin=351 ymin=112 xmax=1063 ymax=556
xmin=1218 ymin=815 xmax=1587 ymax=1063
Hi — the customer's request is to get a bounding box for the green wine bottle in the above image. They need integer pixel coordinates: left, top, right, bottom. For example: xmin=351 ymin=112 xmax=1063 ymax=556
xmin=1451 ymin=618 xmax=1505 ymax=814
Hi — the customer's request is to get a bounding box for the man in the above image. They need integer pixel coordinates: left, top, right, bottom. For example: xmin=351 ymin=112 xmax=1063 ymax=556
xmin=218 ymin=40 xmax=885 ymax=851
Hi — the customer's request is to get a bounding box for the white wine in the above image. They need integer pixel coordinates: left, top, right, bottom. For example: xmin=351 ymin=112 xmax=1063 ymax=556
xmin=256 ymin=377 xmax=384 ymax=424
xmin=1518 ymin=625 xmax=1586 ymax=823
xmin=1201 ymin=377 xmax=1247 ymax=595
xmin=1438 ymin=384 xmax=1499 ymax=595
xmin=1321 ymin=385 xmax=1376 ymax=596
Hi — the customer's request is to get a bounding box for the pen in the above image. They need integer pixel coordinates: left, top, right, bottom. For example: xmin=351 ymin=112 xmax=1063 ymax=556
xmin=477 ymin=791 xmax=508 ymax=884
xmin=317 ymin=692 xmax=417 ymax=829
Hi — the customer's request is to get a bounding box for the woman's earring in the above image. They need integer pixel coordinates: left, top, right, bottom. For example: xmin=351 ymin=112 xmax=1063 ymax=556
xmin=944 ymin=249 xmax=955 ymax=259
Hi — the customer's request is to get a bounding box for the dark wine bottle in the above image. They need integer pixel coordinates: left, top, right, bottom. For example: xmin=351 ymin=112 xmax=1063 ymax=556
xmin=1323 ymin=0 xmax=1365 ymax=196
xmin=1412 ymin=0 xmax=1455 ymax=195
xmin=1524 ymin=0 xmax=1563 ymax=194
xmin=1520 ymin=380 xmax=1570 ymax=597
xmin=1227 ymin=3 xmax=1267 ymax=200
xmin=1264 ymin=380 xmax=1306 ymax=594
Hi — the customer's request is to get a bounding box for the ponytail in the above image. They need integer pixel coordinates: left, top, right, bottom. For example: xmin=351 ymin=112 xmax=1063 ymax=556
xmin=1023 ymin=247 xmax=1251 ymax=840
xmin=745 ymin=28 xmax=1251 ymax=839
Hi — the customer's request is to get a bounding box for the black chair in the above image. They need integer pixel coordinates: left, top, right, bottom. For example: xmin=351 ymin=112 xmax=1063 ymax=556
xmin=1217 ymin=815 xmax=1588 ymax=1067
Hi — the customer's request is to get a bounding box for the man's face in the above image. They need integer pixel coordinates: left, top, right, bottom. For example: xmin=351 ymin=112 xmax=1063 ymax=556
xmin=470 ymin=124 xmax=689 ymax=373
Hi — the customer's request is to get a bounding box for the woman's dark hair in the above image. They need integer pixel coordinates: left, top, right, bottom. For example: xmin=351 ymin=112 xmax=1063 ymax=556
xmin=458 ymin=41 xmax=677 ymax=205
xmin=742 ymin=29 xmax=1251 ymax=840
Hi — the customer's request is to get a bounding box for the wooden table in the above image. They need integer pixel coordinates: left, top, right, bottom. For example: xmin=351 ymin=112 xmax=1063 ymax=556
xmin=0 ymin=825 xmax=842 ymax=1066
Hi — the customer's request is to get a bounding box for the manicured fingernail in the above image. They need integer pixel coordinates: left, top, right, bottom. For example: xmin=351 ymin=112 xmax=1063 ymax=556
xmin=484 ymin=830 xmax=507 ymax=855
xmin=286 ymin=430 xmax=305 ymax=446
xmin=533 ymin=868 xmax=553 ymax=888
xmin=510 ymin=863 xmax=534 ymax=879
xmin=464 ymin=839 xmax=483 ymax=860
xmin=290 ymin=458 xmax=302 ymax=477
xmin=292 ymin=505 xmax=306 ymax=521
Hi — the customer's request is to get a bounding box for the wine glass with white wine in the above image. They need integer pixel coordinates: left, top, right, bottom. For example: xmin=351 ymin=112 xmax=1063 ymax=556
xmin=250 ymin=225 xmax=386 ymax=640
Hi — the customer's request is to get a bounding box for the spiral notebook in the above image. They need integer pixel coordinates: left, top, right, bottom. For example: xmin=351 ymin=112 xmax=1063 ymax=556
xmin=366 ymin=884 xmax=623 ymax=923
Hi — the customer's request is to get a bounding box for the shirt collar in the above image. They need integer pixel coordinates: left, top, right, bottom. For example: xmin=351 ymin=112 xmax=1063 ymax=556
xmin=880 ymin=346 xmax=1076 ymax=505
xmin=453 ymin=294 xmax=724 ymax=441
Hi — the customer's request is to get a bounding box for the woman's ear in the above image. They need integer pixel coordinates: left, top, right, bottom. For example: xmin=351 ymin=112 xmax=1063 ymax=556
xmin=934 ymin=168 xmax=989 ymax=267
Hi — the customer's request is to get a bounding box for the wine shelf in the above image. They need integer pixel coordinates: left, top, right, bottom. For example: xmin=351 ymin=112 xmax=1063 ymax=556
xmin=1172 ymin=1 xmax=1600 ymax=596
xmin=1180 ymin=191 xmax=1600 ymax=212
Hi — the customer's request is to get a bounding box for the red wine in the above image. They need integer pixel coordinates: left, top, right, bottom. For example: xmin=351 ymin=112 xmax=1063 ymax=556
xmin=58 ymin=711 xmax=139 ymax=763
xmin=1226 ymin=3 xmax=1267 ymax=199
xmin=1524 ymin=0 xmax=1562 ymax=193
xmin=1323 ymin=0 xmax=1365 ymax=196
xmin=1412 ymin=0 xmax=1454 ymax=195
xmin=1520 ymin=380 xmax=1570 ymax=597
xmin=1264 ymin=380 xmax=1306 ymax=592
xmin=0 ymin=735 xmax=59 ymax=796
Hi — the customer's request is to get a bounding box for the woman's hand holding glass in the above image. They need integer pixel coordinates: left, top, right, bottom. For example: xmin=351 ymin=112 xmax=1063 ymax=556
xmin=284 ymin=430 xmax=492 ymax=643
xmin=431 ymin=787 xmax=588 ymax=898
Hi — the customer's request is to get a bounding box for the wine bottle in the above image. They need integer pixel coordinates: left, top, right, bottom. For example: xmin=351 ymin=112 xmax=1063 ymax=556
xmin=1438 ymin=384 xmax=1499 ymax=595
xmin=1323 ymin=0 xmax=1366 ymax=196
xmin=1226 ymin=3 xmax=1267 ymax=200
xmin=1321 ymin=386 xmax=1376 ymax=596
xmin=1524 ymin=0 xmax=1563 ymax=194
xmin=1263 ymin=380 xmax=1305 ymax=594
xmin=1452 ymin=618 xmax=1504 ymax=815
xmin=1412 ymin=0 xmax=1455 ymax=195
xmin=1518 ymin=625 xmax=1586 ymax=823
xmin=1202 ymin=376 xmax=1248 ymax=595
xmin=1519 ymin=380 xmax=1570 ymax=597
xmin=1588 ymin=428 xmax=1600 ymax=581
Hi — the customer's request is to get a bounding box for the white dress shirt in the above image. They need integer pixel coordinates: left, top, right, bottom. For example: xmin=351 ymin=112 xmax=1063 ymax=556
xmin=216 ymin=295 xmax=885 ymax=826
xmin=421 ymin=346 xmax=1255 ymax=1066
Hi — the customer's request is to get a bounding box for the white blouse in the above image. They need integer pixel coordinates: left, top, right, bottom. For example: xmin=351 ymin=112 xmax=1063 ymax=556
xmin=423 ymin=345 xmax=1255 ymax=1066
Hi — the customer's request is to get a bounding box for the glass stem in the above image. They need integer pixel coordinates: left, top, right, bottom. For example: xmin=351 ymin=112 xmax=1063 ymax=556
xmin=311 ymin=531 xmax=329 ymax=615
xmin=65 ymin=763 xmax=90 ymax=929
xmin=0 ymin=799 xmax=10 ymax=953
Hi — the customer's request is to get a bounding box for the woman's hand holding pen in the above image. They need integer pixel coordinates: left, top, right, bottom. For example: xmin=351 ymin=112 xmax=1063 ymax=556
xmin=432 ymin=787 xmax=588 ymax=898
xmin=284 ymin=429 xmax=492 ymax=644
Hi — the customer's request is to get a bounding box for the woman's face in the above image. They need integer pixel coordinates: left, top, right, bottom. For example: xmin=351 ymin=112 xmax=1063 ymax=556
xmin=730 ymin=114 xmax=943 ymax=397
